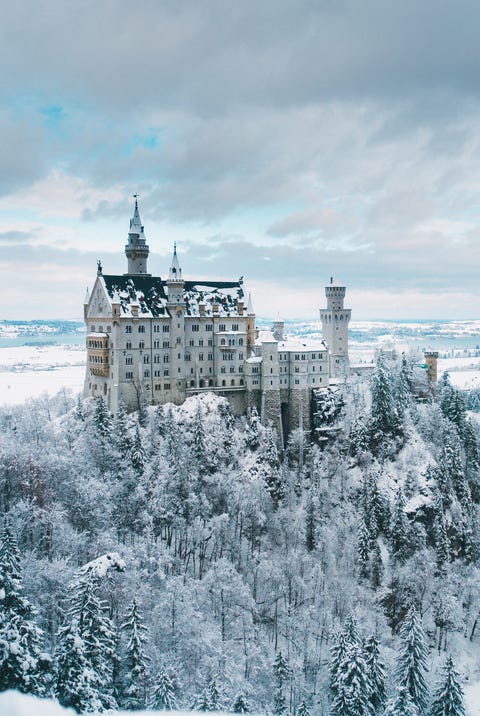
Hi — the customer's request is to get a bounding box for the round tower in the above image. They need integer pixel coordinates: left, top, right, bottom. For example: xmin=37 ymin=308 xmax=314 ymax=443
xmin=320 ymin=277 xmax=351 ymax=378
xmin=124 ymin=195 xmax=150 ymax=275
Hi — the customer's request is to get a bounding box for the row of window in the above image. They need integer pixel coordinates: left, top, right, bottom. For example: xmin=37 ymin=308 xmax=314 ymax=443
xmin=126 ymin=324 xmax=170 ymax=334
xmin=89 ymin=355 xmax=108 ymax=364
xmin=90 ymin=326 xmax=111 ymax=333
xmin=220 ymin=338 xmax=243 ymax=346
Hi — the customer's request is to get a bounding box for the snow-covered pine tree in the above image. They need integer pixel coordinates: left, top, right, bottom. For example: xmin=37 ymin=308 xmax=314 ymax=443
xmin=383 ymin=685 xmax=420 ymax=716
xmin=394 ymin=605 xmax=429 ymax=713
xmin=331 ymin=642 xmax=373 ymax=716
xmin=207 ymin=678 xmax=221 ymax=711
xmin=433 ymin=498 xmax=450 ymax=571
xmin=68 ymin=574 xmax=117 ymax=710
xmin=364 ymin=634 xmax=386 ymax=713
xmin=151 ymin=667 xmax=178 ymax=711
xmin=0 ymin=524 xmax=45 ymax=694
xmin=245 ymin=407 xmax=260 ymax=451
xmin=120 ymin=597 xmax=150 ymax=710
xmin=391 ymin=488 xmax=412 ymax=563
xmin=54 ymin=618 xmax=102 ymax=713
xmin=329 ymin=631 xmax=351 ymax=696
xmin=430 ymin=656 xmax=466 ymax=716
xmin=296 ymin=700 xmax=310 ymax=716
xmin=357 ymin=516 xmax=371 ymax=579
xmin=129 ymin=424 xmax=145 ymax=475
xmin=398 ymin=353 xmax=414 ymax=409
xmin=232 ymin=693 xmax=250 ymax=713
xmin=192 ymin=402 xmax=209 ymax=473
xmin=369 ymin=349 xmax=402 ymax=449
xmin=273 ymin=650 xmax=290 ymax=714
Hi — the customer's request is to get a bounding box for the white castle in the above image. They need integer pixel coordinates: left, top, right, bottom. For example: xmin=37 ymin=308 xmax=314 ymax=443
xmin=83 ymin=198 xmax=351 ymax=438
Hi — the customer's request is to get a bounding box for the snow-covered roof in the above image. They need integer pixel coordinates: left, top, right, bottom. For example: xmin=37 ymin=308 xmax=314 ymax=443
xmin=183 ymin=281 xmax=245 ymax=317
xmin=278 ymin=338 xmax=328 ymax=352
xmin=103 ymin=275 xmax=168 ymax=318
xmin=246 ymin=356 xmax=263 ymax=363
xmin=256 ymin=330 xmax=277 ymax=344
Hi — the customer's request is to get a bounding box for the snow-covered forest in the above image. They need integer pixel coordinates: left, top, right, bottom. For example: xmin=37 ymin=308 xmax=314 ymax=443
xmin=0 ymin=352 xmax=479 ymax=715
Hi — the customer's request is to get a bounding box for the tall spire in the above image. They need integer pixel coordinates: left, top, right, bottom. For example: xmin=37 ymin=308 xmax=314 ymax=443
xmin=247 ymin=292 xmax=254 ymax=315
xmin=169 ymin=241 xmax=182 ymax=281
xmin=125 ymin=194 xmax=150 ymax=275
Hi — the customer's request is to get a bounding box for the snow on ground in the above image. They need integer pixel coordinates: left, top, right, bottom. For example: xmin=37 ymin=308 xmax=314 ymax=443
xmin=0 ymin=691 xmax=236 ymax=716
xmin=0 ymin=345 xmax=85 ymax=406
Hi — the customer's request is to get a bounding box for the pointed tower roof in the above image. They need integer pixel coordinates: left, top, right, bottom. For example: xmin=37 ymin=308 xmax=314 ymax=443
xmin=247 ymin=292 xmax=254 ymax=315
xmin=129 ymin=194 xmax=145 ymax=238
xmin=169 ymin=242 xmax=183 ymax=281
xmin=83 ymin=286 xmax=90 ymax=306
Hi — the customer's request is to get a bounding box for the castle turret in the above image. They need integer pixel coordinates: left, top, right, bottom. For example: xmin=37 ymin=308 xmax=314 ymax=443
xmin=166 ymin=243 xmax=186 ymax=404
xmin=425 ymin=351 xmax=439 ymax=384
xmin=124 ymin=195 xmax=150 ymax=275
xmin=320 ymin=277 xmax=351 ymax=378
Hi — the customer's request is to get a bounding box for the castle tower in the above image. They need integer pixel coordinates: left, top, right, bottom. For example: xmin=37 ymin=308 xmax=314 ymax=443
xmin=166 ymin=243 xmax=186 ymax=404
xmin=124 ymin=195 xmax=150 ymax=275
xmin=424 ymin=351 xmax=439 ymax=384
xmin=320 ymin=277 xmax=351 ymax=378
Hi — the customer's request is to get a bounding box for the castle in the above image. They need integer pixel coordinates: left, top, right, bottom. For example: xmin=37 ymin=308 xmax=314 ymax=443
xmin=83 ymin=198 xmax=351 ymax=439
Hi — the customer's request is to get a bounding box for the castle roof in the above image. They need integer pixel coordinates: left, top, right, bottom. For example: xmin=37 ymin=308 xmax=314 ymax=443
xmin=102 ymin=274 xmax=245 ymax=318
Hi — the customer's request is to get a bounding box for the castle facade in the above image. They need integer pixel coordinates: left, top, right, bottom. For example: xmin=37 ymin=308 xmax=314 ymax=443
xmin=83 ymin=199 xmax=351 ymax=438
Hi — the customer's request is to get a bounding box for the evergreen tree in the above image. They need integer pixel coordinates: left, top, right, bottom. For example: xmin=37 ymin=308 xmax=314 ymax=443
xmin=296 ymin=700 xmax=310 ymax=716
xmin=120 ymin=598 xmax=150 ymax=709
xmin=364 ymin=635 xmax=386 ymax=713
xmin=273 ymin=650 xmax=290 ymax=714
xmin=129 ymin=424 xmax=145 ymax=475
xmin=357 ymin=516 xmax=371 ymax=579
xmin=245 ymin=408 xmax=260 ymax=451
xmin=0 ymin=525 xmax=45 ymax=694
xmin=391 ymin=488 xmax=412 ymax=563
xmin=331 ymin=642 xmax=373 ymax=716
xmin=67 ymin=574 xmax=117 ymax=710
xmin=207 ymin=678 xmax=220 ymax=711
xmin=370 ymin=541 xmax=384 ymax=588
xmin=431 ymin=656 xmax=466 ymax=716
xmin=330 ymin=630 xmax=350 ymax=696
xmin=151 ymin=667 xmax=178 ymax=711
xmin=305 ymin=492 xmax=317 ymax=551
xmin=394 ymin=605 xmax=429 ymax=713
xmin=193 ymin=402 xmax=209 ymax=472
xmin=233 ymin=693 xmax=250 ymax=713
xmin=398 ymin=353 xmax=414 ymax=409
xmin=54 ymin=619 xmax=102 ymax=713
xmin=434 ymin=498 xmax=450 ymax=571
xmin=369 ymin=350 xmax=402 ymax=449
xmin=384 ymin=686 xmax=420 ymax=716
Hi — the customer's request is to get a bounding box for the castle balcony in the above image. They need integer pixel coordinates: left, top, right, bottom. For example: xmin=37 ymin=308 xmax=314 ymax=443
xmin=86 ymin=333 xmax=110 ymax=378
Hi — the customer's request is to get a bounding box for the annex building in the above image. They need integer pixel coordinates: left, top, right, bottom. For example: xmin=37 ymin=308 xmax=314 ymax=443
xmin=83 ymin=198 xmax=351 ymax=439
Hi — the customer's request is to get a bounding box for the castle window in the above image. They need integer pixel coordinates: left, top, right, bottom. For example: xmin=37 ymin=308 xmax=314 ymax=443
xmin=164 ymin=383 xmax=170 ymax=389
xmin=222 ymin=380 xmax=226 ymax=386
xmin=295 ymin=354 xmax=299 ymax=360
xmin=319 ymin=365 xmax=322 ymax=371
xmin=192 ymin=324 xmax=199 ymax=332
xmin=199 ymin=339 xmax=204 ymax=346
xmin=139 ymin=341 xmax=145 ymax=349
xmin=252 ymin=367 xmax=259 ymax=374
xmin=191 ymin=368 xmax=194 ymax=374
xmin=270 ymin=368 xmax=273 ymax=374
xmin=221 ymin=366 xmax=226 ymax=373
xmin=164 ymin=369 xmax=169 ymax=376
xmin=154 ymin=384 xmax=161 ymax=390
xmin=312 ymin=366 xmax=315 ymax=372
xmin=106 ymin=326 xmax=111 ymax=332
xmin=231 ymin=379 xmax=235 ymax=386
xmin=239 ymin=365 xmax=243 ymax=373
xmin=154 ymin=340 xmax=160 ymax=349
xmin=176 ymin=337 xmax=181 ymax=344
xmin=270 ymin=380 xmax=273 ymax=385
xmin=238 ymin=338 xmax=243 ymax=346
xmin=208 ymin=353 xmax=213 ymax=360
xmin=232 ymin=324 xmax=238 ymax=331
xmin=91 ymin=326 xmax=95 ymax=332
xmin=301 ymin=354 xmax=305 ymax=360
xmin=162 ymin=325 xmax=170 ymax=333
xmin=206 ymin=324 xmax=213 ymax=331
xmin=98 ymin=326 xmax=103 ymax=332
xmin=154 ymin=370 xmax=161 ymax=377
xmin=239 ymin=353 xmax=243 ymax=360
xmin=229 ymin=339 xmax=234 ymax=346
xmin=126 ymin=341 xmax=132 ymax=349
xmin=313 ymin=378 xmax=315 ymax=383
xmin=144 ymin=370 xmax=150 ymax=378
xmin=126 ymin=357 xmax=133 ymax=365
xmin=185 ymin=353 xmax=191 ymax=361
xmin=270 ymin=355 xmax=273 ymax=361
xmin=138 ymin=325 xmax=145 ymax=333
xmin=144 ymin=356 xmax=149 ymax=364
xmin=163 ymin=355 xmax=169 ymax=363
xmin=221 ymin=338 xmax=226 ymax=346
xmin=208 ymin=339 xmax=213 ymax=346
xmin=154 ymin=355 xmax=160 ymax=363
xmin=230 ymin=366 xmax=235 ymax=373
xmin=240 ymin=379 xmax=244 ymax=385
xmin=189 ymin=339 xmax=195 ymax=347
xmin=219 ymin=324 xmax=226 ymax=332
xmin=154 ymin=325 xmax=160 ymax=333
xmin=163 ymin=341 xmax=170 ymax=348
xmin=126 ymin=371 xmax=133 ymax=379
xmin=199 ymin=353 xmax=204 ymax=361
xmin=295 ymin=367 xmax=299 ymax=373
xmin=295 ymin=379 xmax=299 ymax=384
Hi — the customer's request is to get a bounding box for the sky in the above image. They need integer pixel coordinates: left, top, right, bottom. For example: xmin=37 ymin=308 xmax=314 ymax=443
xmin=2 ymin=1 xmax=480 ymax=320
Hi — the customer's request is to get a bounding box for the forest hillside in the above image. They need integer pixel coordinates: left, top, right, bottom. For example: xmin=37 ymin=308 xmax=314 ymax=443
xmin=0 ymin=351 xmax=479 ymax=715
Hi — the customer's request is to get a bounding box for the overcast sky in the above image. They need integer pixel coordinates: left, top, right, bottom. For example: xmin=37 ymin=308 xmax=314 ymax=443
xmin=2 ymin=1 xmax=480 ymax=319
